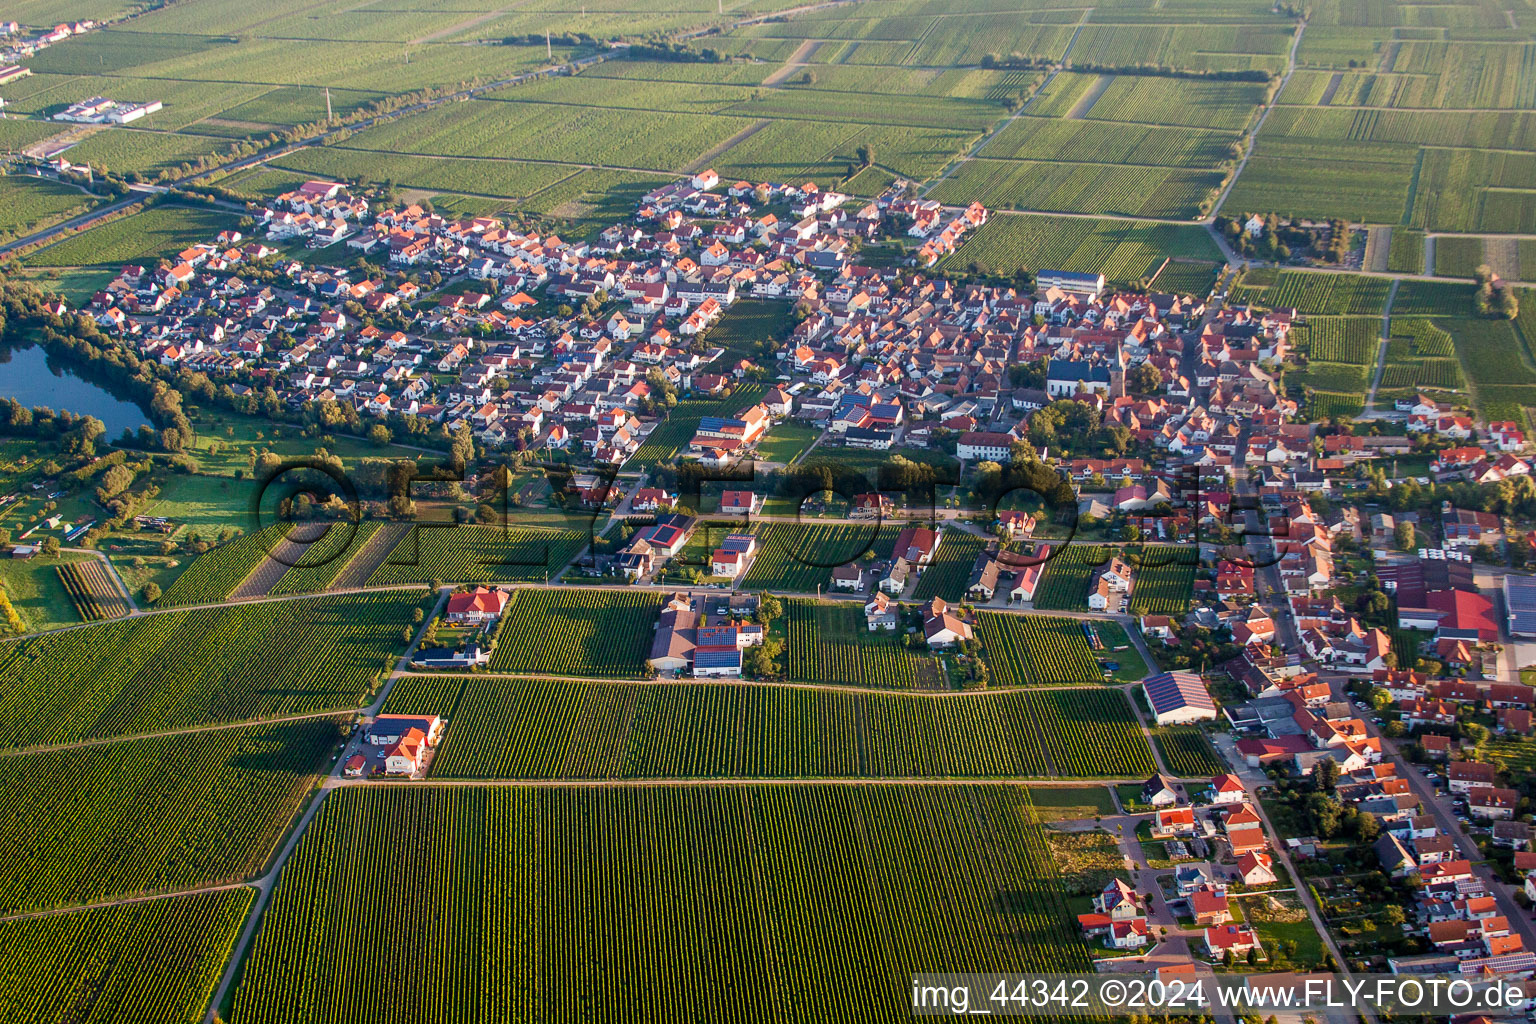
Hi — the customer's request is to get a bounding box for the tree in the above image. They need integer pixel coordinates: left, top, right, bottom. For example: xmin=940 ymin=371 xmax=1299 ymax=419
xmin=1126 ymin=363 xmax=1163 ymax=394
xmin=756 ymin=593 xmax=783 ymax=624
xmin=1394 ymin=520 xmax=1416 ymax=551
xmin=40 ymin=536 xmax=61 ymax=558
xmin=1311 ymin=756 xmax=1340 ymax=792
xmin=142 ymin=581 xmax=162 ymax=604
xmin=369 ymin=423 xmax=393 ymax=447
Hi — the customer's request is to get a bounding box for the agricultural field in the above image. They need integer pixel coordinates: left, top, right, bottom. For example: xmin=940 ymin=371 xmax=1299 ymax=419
xmin=939 ymin=212 xmax=1220 ymax=283
xmin=1391 ymin=280 xmax=1479 ymax=317
xmin=1379 ymin=319 xmax=1466 ymax=395
xmin=268 ymin=520 xmax=382 ymax=596
xmin=930 ymin=157 xmax=1224 ymax=219
xmin=487 ymin=588 xmax=662 ymax=678
xmin=1387 ymin=230 xmax=1426 ymax=274
xmin=230 ymin=785 xmax=1089 ymax=1024
xmin=1030 ymin=544 xmax=1109 ymax=611
xmin=389 ymin=674 xmax=1157 ymax=779
xmin=0 ymin=718 xmax=340 ymax=914
xmin=740 ymin=522 xmax=898 ymax=592
xmin=1230 ymin=270 xmax=1392 ymax=315
xmin=626 ymin=383 xmax=766 ymax=468
xmin=1129 ymin=547 xmax=1199 ymax=615
xmin=1150 ymin=726 xmax=1225 ymax=777
xmin=974 ymin=612 xmax=1102 ymax=687
xmin=0 ymin=174 xmax=99 ymax=245
xmin=910 ymin=532 xmax=987 ymax=602
xmin=783 ymin=598 xmax=941 ymax=689
xmin=55 ymin=559 xmax=130 ymax=620
xmin=0 ymin=590 xmax=424 ymax=749
xmin=1292 ymin=317 xmax=1380 ymax=365
xmin=156 ymin=525 xmax=286 ymax=606
xmin=1434 ymin=235 xmax=1487 ymax=278
xmin=0 ymin=888 xmax=252 ymax=1024
xmin=366 ymin=523 xmax=589 ymax=584
xmin=25 ymin=204 xmax=236 ymax=268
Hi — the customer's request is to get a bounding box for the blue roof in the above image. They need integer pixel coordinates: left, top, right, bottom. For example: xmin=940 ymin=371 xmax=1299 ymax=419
xmin=697 ymin=627 xmax=738 ymax=646
xmin=1142 ymin=672 xmax=1215 ymax=715
xmin=722 ymin=534 xmax=755 ymax=552
xmin=693 ymin=647 xmax=742 ymax=669
xmin=1506 ymin=575 xmax=1536 ymax=635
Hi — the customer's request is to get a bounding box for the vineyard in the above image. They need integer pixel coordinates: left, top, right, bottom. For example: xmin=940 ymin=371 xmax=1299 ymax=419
xmin=230 ymin=785 xmax=1089 ymax=1024
xmin=783 ymin=599 xmax=938 ymax=689
xmin=740 ymin=522 xmax=898 ymax=592
xmin=1387 ymin=230 xmax=1425 ymax=274
xmin=1293 ymin=317 xmax=1378 ymax=365
xmin=487 ymin=588 xmax=662 ymax=678
xmin=1129 ymin=547 xmax=1199 ymax=615
xmin=974 ymin=613 xmax=1101 ymax=686
xmin=387 ymin=675 xmax=1159 ymax=778
xmin=626 ymin=383 xmax=766 ymax=467
xmin=937 ymin=212 xmax=1218 ymax=282
xmin=1030 ymin=544 xmax=1109 ymax=610
xmin=56 ymin=560 xmax=129 ymax=620
xmin=1231 ymin=270 xmax=1392 ymax=316
xmin=0 ymin=590 xmax=424 ymax=749
xmin=0 ymin=888 xmax=252 ymax=1024
xmin=910 ymin=532 xmax=987 ymax=602
xmin=267 ymin=520 xmax=381 ymax=595
xmin=0 ymin=718 xmax=341 ymax=914
xmin=1151 ymin=726 xmax=1225 ymax=777
xmin=157 ymin=525 xmax=285 ymax=606
xmin=366 ymin=523 xmax=589 ymax=585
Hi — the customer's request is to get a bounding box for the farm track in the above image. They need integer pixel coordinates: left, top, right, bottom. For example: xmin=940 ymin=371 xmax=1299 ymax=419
xmin=1065 ymin=73 xmax=1114 ymax=119
xmin=331 ymin=521 xmax=411 ymax=588
xmin=761 ymin=39 xmax=824 ymax=87
xmin=1486 ymin=235 xmax=1520 ymax=280
xmin=921 ymin=7 xmax=1094 ymax=196
xmin=681 ymin=118 xmax=772 ymax=175
xmin=226 ymin=522 xmax=332 ymax=600
xmin=1209 ymin=16 xmax=1305 ymax=219
xmin=1363 ymin=279 xmax=1399 ymax=413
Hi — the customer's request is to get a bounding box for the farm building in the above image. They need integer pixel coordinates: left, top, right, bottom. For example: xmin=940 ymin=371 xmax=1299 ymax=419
xmin=1142 ymin=671 xmax=1218 ymax=726
xmin=445 ymin=586 xmax=510 ymax=624
xmin=1506 ymin=575 xmax=1536 ymax=637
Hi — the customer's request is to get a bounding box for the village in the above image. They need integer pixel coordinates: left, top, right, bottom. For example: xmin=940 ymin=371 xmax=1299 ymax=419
xmin=17 ymin=159 xmax=1536 ymax=1001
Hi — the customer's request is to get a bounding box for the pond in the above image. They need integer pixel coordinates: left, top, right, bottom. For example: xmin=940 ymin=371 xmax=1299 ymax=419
xmin=0 ymin=344 xmax=152 ymax=439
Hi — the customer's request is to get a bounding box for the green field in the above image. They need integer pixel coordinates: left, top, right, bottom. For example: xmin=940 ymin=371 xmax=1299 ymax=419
xmin=0 ymin=718 xmax=339 ymax=914
xmin=942 ymin=214 xmax=1222 ymax=283
xmin=910 ymin=532 xmax=988 ymax=602
xmin=156 ymin=524 xmax=285 ymax=605
xmin=366 ymin=523 xmax=588 ymax=585
xmin=626 ymin=383 xmax=766 ymax=468
xmin=783 ymin=598 xmax=941 ymax=689
xmin=25 ymin=204 xmax=237 ymax=268
xmin=0 ymin=591 xmax=423 ymax=749
xmin=1231 ymin=270 xmax=1392 ymax=316
xmin=387 ymin=674 xmax=1158 ymax=779
xmin=0 ymin=175 xmax=99 ymax=244
xmin=974 ymin=612 xmax=1102 ymax=686
xmin=486 ymin=588 xmax=662 ymax=678
xmin=0 ymin=888 xmax=252 ymax=1024
xmin=1150 ymin=726 xmax=1225 ymax=777
xmin=740 ymin=522 xmax=898 ymax=592
xmin=230 ymin=784 xmax=1089 ymax=1023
